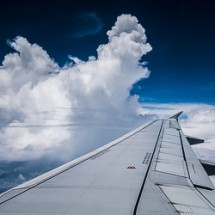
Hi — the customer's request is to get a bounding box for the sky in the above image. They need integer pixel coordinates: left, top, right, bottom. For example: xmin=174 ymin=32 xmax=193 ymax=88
xmin=1 ymin=0 xmax=215 ymax=103
xmin=0 ymin=0 xmax=215 ymax=192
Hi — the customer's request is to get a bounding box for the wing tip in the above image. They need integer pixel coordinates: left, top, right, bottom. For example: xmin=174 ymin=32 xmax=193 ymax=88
xmin=169 ymin=111 xmax=183 ymax=120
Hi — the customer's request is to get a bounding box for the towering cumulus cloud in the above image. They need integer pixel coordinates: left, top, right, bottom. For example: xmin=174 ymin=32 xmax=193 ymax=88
xmin=0 ymin=14 xmax=152 ymax=161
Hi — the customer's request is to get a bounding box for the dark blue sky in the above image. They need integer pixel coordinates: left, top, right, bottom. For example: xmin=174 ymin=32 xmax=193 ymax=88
xmin=1 ymin=0 xmax=215 ymax=103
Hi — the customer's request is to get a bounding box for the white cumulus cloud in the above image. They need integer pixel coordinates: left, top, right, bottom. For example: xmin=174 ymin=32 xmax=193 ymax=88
xmin=0 ymin=14 xmax=152 ymax=161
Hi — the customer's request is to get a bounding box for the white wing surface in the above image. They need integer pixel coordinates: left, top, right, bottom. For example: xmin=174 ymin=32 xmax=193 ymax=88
xmin=0 ymin=113 xmax=215 ymax=214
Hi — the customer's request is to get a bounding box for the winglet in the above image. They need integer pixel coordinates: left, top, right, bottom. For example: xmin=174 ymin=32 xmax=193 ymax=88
xmin=169 ymin=111 xmax=183 ymax=120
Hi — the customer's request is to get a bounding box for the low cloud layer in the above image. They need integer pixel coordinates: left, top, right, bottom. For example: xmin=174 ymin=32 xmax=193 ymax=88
xmin=140 ymin=103 xmax=215 ymax=162
xmin=0 ymin=14 xmax=152 ymax=161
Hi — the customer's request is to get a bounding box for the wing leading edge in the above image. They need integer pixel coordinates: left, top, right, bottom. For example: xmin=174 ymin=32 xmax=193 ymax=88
xmin=0 ymin=113 xmax=215 ymax=214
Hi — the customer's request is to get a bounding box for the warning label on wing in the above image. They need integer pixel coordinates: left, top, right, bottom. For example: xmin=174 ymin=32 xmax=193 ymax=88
xmin=142 ymin=152 xmax=152 ymax=165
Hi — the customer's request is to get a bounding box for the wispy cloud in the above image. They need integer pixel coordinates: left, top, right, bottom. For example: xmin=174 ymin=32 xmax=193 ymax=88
xmin=71 ymin=12 xmax=103 ymax=38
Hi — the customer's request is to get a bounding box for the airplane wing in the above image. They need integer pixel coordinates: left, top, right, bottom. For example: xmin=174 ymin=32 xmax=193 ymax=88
xmin=0 ymin=113 xmax=215 ymax=214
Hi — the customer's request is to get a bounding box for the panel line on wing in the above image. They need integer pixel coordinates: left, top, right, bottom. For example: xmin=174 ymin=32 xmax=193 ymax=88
xmin=133 ymin=120 xmax=164 ymax=215
xmin=154 ymin=120 xmax=188 ymax=178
